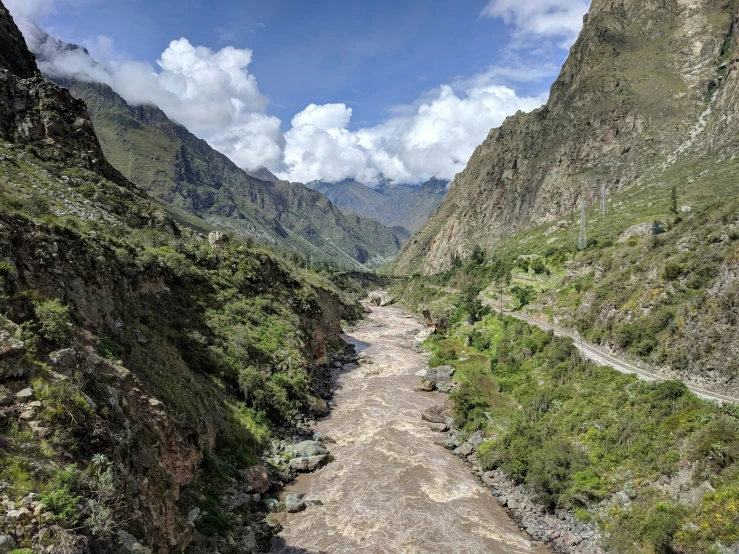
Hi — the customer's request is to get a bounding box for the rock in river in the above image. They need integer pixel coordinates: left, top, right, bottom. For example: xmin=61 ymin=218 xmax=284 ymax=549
xmin=290 ymin=440 xmax=329 ymax=458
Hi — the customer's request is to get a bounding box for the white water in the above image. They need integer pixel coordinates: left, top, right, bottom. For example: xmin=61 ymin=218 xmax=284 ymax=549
xmin=271 ymin=305 xmax=548 ymax=554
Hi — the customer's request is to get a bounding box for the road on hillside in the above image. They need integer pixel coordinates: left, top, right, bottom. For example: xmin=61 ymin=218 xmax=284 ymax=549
xmin=479 ymin=296 xmax=738 ymax=404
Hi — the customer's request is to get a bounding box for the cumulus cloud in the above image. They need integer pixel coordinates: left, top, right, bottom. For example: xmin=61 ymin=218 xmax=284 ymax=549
xmin=12 ymin=13 xmax=284 ymax=170
xmin=280 ymin=84 xmax=546 ymax=185
xmin=6 ymin=0 xmax=557 ymax=184
xmin=481 ymin=0 xmax=589 ymax=47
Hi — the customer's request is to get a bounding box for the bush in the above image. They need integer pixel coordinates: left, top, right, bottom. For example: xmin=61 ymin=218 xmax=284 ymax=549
xmin=652 ymin=220 xmax=666 ymax=235
xmin=531 ymin=258 xmax=549 ymax=275
xmin=34 ymin=298 xmax=71 ymax=344
xmin=40 ymin=466 xmax=80 ymax=527
xmin=663 ymin=262 xmax=683 ymax=281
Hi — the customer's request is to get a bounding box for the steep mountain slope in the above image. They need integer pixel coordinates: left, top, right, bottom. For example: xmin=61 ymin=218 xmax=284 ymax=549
xmin=56 ymin=79 xmax=400 ymax=269
xmin=307 ymin=178 xmax=448 ymax=235
xmin=0 ymin=5 xmax=359 ymax=553
xmin=392 ymin=0 xmax=736 ymax=275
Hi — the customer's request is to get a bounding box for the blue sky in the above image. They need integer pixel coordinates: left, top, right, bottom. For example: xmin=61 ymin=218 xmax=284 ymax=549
xmin=8 ymin=0 xmax=589 ymax=184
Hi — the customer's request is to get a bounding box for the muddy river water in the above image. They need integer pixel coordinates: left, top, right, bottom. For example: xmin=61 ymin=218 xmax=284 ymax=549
xmin=271 ymin=304 xmax=548 ymax=554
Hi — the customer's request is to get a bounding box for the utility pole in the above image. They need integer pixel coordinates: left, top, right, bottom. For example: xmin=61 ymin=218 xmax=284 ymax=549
xmin=578 ymin=200 xmax=587 ymax=251
xmin=305 ymin=256 xmax=308 ymax=279
xmin=600 ymin=183 xmax=608 ymax=216
xmin=499 ymin=279 xmax=503 ymax=315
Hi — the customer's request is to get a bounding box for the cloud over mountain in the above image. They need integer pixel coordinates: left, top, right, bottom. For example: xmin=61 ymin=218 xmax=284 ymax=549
xmin=6 ymin=0 xmax=571 ymax=185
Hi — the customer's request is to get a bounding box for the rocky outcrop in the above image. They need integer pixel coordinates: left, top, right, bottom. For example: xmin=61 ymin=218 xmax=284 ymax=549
xmin=392 ymin=0 xmax=736 ymax=274
xmin=0 ymin=4 xmax=37 ymax=79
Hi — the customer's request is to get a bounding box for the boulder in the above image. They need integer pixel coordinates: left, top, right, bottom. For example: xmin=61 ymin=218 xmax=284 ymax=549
xmin=425 ymin=365 xmax=454 ymax=384
xmin=49 ymin=348 xmax=77 ymax=370
xmin=617 ymin=223 xmax=652 ymax=243
xmin=285 ymin=494 xmax=306 ymax=513
xmin=368 ymin=292 xmax=396 ymax=307
xmin=453 ymin=442 xmax=474 ymax=457
xmin=414 ymin=380 xmax=435 ymax=392
xmin=15 ymin=388 xmax=33 ymax=400
xmin=290 ymin=440 xmax=329 ymax=458
xmin=0 ymin=535 xmax=16 ymax=554
xmin=497 ymin=496 xmax=508 ymax=507
xmin=288 ymin=455 xmax=329 ymax=472
xmin=118 ymin=530 xmax=152 ymax=554
xmin=208 ymin=231 xmax=230 ymax=249
xmin=428 ymin=422 xmax=448 ymax=432
xmin=467 ymin=431 xmax=486 ymax=448
xmin=421 ymin=405 xmax=450 ymax=424
xmin=245 ymin=465 xmax=270 ymax=494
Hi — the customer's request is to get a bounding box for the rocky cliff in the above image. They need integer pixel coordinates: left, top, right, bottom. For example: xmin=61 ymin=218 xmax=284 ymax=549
xmin=0 ymin=4 xmax=359 ymax=552
xmin=392 ymin=0 xmax=737 ymax=274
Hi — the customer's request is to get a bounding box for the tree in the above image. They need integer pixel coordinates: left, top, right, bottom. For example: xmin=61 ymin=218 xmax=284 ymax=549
xmin=471 ymin=245 xmax=486 ymax=265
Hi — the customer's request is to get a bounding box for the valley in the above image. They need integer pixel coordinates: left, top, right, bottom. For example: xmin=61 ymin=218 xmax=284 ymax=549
xmin=2 ymin=0 xmax=739 ymax=552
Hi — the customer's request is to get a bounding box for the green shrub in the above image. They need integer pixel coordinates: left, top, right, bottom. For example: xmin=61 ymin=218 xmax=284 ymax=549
xmin=34 ymin=298 xmax=71 ymax=344
xmin=39 ymin=466 xmax=80 ymax=527
xmin=663 ymin=262 xmax=683 ymax=281
xmin=531 ymin=258 xmax=549 ymax=275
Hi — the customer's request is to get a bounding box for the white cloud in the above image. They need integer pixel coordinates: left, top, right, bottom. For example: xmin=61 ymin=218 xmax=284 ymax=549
xmin=481 ymin=0 xmax=589 ymax=47
xmin=279 ymin=84 xmax=546 ymax=185
xmin=7 ymin=0 xmax=557 ymax=184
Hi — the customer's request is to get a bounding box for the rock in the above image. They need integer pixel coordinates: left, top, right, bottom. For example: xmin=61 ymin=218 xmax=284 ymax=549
xmin=288 ymin=455 xmax=329 ymax=473
xmin=245 ymin=465 xmax=270 ymax=494
xmin=0 ymin=535 xmax=16 ymax=554
xmin=28 ymin=421 xmax=51 ymax=438
xmin=414 ymin=368 xmax=428 ymax=378
xmin=681 ymin=205 xmax=692 ymax=213
xmin=0 ymin=391 xmax=11 ymax=406
xmin=616 ymin=490 xmax=630 ymax=507
xmin=285 ymin=494 xmax=306 ymax=513
xmin=15 ymin=388 xmax=33 ymax=400
xmin=290 ymin=440 xmax=329 ymax=458
xmin=312 ymin=432 xmax=335 ymax=444
xmin=497 ymin=496 xmax=508 ymax=507
xmin=187 ymin=507 xmax=200 ymax=523
xmin=425 ymin=365 xmax=454 ymax=384
xmin=0 ymin=331 xmax=24 ymax=360
xmin=239 ymin=527 xmax=258 ymax=553
xmin=428 ymin=422 xmax=448 ymax=432
xmin=208 ymin=231 xmax=230 ymax=248
xmin=414 ymin=329 xmax=433 ymax=344
xmin=482 ymin=472 xmax=497 ymax=487
xmin=265 ymin=498 xmax=280 ymax=512
xmin=618 ymin=223 xmax=652 ymax=243
xmin=118 ymin=530 xmax=152 ymax=554
xmin=453 ymin=442 xmax=474 ymax=457
xmin=467 ymin=431 xmax=486 ymax=448
xmin=49 ymin=348 xmax=77 ymax=370
xmin=421 ymin=405 xmax=450 ymax=424
xmin=414 ymin=380 xmax=435 ymax=392
xmin=368 ymin=292 xmax=395 ymax=307
xmin=232 ymin=492 xmax=260 ymax=509
xmin=507 ymin=499 xmax=519 ymax=510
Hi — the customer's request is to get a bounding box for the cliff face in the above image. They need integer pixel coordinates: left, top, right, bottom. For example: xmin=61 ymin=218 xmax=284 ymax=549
xmin=392 ymin=0 xmax=736 ymax=274
xmin=0 ymin=3 xmax=357 ymax=552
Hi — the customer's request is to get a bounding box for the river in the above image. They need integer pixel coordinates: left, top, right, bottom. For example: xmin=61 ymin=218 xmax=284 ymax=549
xmin=271 ymin=304 xmax=549 ymax=554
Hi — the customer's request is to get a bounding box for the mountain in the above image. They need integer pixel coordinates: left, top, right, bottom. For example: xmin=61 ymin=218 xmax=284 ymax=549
xmin=391 ymin=0 xmax=738 ymax=275
xmin=0 ymin=4 xmax=358 ymax=552
xmin=306 ymin=177 xmax=448 ymax=236
xmin=25 ymin=29 xmax=401 ymax=270
xmin=60 ymin=79 xmax=401 ymax=269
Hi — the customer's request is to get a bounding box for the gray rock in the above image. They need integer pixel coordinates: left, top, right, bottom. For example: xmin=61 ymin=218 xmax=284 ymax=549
xmin=453 ymin=442 xmax=474 ymax=457
xmin=425 ymin=365 xmax=454 ymax=384
xmin=239 ymin=528 xmax=258 ymax=553
xmin=291 ymin=440 xmax=329 ymax=458
xmin=421 ymin=405 xmax=449 ymax=424
xmin=497 ymin=496 xmax=508 ymax=507
xmin=414 ymin=368 xmax=428 ymax=378
xmin=467 ymin=431 xmax=486 ymax=447
xmin=232 ymin=492 xmax=259 ymax=509
xmin=428 ymin=422 xmax=448 ymax=432
xmin=118 ymin=530 xmax=152 ymax=554
xmin=0 ymin=535 xmax=16 ymax=554
xmin=187 ymin=507 xmax=201 ymax=523
xmin=285 ymin=494 xmax=306 ymax=513
xmin=49 ymin=348 xmax=77 ymax=369
xmin=288 ymin=455 xmax=329 ymax=472
xmin=15 ymin=387 xmax=33 ymax=400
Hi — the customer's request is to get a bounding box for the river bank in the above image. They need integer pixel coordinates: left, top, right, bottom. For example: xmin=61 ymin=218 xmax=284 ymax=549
xmin=270 ymin=302 xmax=548 ymax=554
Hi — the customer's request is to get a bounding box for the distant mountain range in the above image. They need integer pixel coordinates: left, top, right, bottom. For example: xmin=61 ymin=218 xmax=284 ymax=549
xmin=306 ymin=178 xmax=448 ymax=236
xmin=28 ymin=30 xmax=402 ymax=269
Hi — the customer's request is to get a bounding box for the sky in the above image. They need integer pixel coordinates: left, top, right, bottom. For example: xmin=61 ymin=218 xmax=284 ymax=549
xmin=5 ymin=0 xmax=589 ymax=186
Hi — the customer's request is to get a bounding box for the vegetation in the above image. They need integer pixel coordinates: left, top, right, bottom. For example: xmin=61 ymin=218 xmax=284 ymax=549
xmin=398 ymin=292 xmax=739 ymax=553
